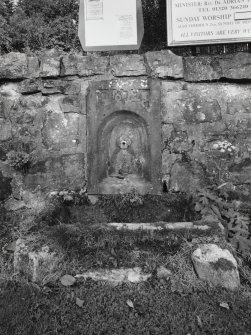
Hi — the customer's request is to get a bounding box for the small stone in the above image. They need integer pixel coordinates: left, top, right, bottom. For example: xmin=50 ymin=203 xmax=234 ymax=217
xmin=60 ymin=274 xmax=76 ymax=287
xmin=76 ymin=297 xmax=84 ymax=307
xmin=14 ymin=239 xmax=59 ymax=283
xmin=192 ymin=244 xmax=240 ymax=290
xmin=88 ymin=195 xmax=99 ymax=205
xmin=5 ymin=199 xmax=26 ymax=211
xmin=220 ymin=302 xmax=230 ymax=310
xmin=157 ymin=266 xmax=172 ymax=279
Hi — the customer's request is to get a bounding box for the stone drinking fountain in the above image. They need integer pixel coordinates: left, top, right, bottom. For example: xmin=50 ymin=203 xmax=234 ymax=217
xmin=87 ymin=78 xmax=162 ymax=194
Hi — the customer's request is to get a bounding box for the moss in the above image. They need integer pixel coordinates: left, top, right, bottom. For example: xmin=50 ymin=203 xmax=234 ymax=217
xmin=210 ymin=257 xmax=236 ymax=271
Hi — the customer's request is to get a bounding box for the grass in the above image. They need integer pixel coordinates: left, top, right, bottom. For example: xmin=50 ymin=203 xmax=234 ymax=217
xmin=30 ymin=221 xmax=221 ymax=275
xmin=0 ymin=277 xmax=251 ymax=335
xmin=69 ymin=193 xmax=198 ymax=225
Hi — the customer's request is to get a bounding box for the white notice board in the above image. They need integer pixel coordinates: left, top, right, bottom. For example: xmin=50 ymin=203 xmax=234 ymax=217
xmin=167 ymin=0 xmax=251 ymax=46
xmin=78 ymin=0 xmax=144 ymax=51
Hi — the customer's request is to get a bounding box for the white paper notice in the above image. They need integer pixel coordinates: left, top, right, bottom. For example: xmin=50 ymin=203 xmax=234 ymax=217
xmin=86 ymin=0 xmax=103 ymax=21
xmin=168 ymin=0 xmax=251 ymax=45
xmin=85 ymin=0 xmax=137 ymax=46
xmin=118 ymin=15 xmax=134 ymax=40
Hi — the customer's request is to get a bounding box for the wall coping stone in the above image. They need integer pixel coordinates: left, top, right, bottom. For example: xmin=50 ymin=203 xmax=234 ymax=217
xmin=1 ymin=50 xmax=250 ymax=82
xmin=184 ymin=52 xmax=251 ymax=82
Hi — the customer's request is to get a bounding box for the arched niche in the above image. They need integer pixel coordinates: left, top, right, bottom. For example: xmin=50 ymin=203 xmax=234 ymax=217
xmin=95 ymin=111 xmax=152 ymax=194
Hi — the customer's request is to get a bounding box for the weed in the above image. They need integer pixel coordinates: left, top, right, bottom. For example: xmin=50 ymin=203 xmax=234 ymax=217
xmin=6 ymin=141 xmax=37 ymax=174
xmin=192 ymin=185 xmax=251 ymax=256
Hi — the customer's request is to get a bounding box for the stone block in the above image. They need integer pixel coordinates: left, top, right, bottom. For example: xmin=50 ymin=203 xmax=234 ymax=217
xmin=64 ymin=80 xmax=81 ymax=95
xmin=42 ymin=108 xmax=86 ymax=153
xmin=40 ymin=49 xmax=61 ymax=77
xmin=162 ymin=124 xmax=173 ymax=149
xmin=182 ymin=92 xmax=222 ymax=124
xmin=77 ymin=55 xmax=109 ymax=76
xmin=145 ymin=50 xmax=184 ymax=79
xmin=0 ymin=171 xmax=12 ymax=201
xmin=162 ymin=88 xmax=222 ymax=124
xmin=162 ymin=151 xmax=181 ymax=175
xmin=24 ymin=153 xmax=86 ymax=191
xmin=229 ymin=158 xmax=251 ymax=185
xmin=27 ymin=56 xmax=40 ymax=78
xmin=184 ymin=55 xmax=220 ymax=82
xmin=226 ymin=95 xmax=251 ymax=115
xmin=110 ymin=54 xmax=147 ymax=76
xmin=14 ymin=238 xmax=60 ymax=284
xmin=42 ymin=79 xmax=65 ymax=95
xmin=192 ymin=244 xmax=240 ymax=290
xmin=0 ymin=52 xmax=28 ymax=79
xmin=19 ymin=79 xmax=42 ymax=94
xmin=60 ymin=95 xmax=81 ymax=114
xmin=75 ymin=267 xmax=151 ymax=285
xmin=0 ymin=119 xmax=12 ymax=141
xmin=169 ymin=161 xmax=207 ymax=193
xmin=0 ymin=97 xmax=13 ymax=119
xmin=161 ymin=81 xmax=185 ymax=93
xmin=161 ymin=90 xmax=186 ymax=124
xmin=61 ymin=54 xmax=78 ymax=76
xmin=218 ymin=53 xmax=251 ymax=80
xmin=184 ymin=53 xmax=251 ymax=81
xmin=41 ymin=79 xmax=81 ymax=95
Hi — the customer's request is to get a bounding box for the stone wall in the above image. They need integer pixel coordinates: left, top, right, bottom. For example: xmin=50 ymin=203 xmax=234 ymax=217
xmin=0 ymin=49 xmax=250 ymax=199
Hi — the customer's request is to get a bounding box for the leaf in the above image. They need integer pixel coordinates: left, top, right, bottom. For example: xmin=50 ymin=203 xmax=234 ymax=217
xmin=60 ymin=274 xmax=76 ymax=287
xmin=110 ymin=248 xmax=116 ymax=257
xmin=229 ymin=228 xmax=249 ymax=235
xmin=195 ymin=202 xmax=202 ymax=212
xmin=197 ymin=315 xmax=203 ymax=328
xmin=76 ymin=297 xmax=84 ymax=308
xmin=220 ymin=302 xmax=230 ymax=310
xmin=126 ymin=299 xmax=134 ymax=308
xmin=211 ymin=205 xmax=221 ymax=218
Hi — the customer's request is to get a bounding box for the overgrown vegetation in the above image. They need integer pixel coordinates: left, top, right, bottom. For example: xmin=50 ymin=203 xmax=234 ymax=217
xmin=193 ymin=184 xmax=251 ymax=257
xmin=0 ymin=0 xmax=80 ymax=53
xmin=0 ymin=0 xmax=250 ymax=54
xmin=0 ymin=0 xmax=165 ymax=54
xmin=6 ymin=141 xmax=36 ymax=173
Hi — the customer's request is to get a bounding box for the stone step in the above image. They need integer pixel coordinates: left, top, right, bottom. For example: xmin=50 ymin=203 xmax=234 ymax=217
xmin=13 ymin=237 xmax=240 ymax=291
xmin=75 ymin=267 xmax=152 ymax=285
xmin=11 ymin=217 xmax=239 ymax=291
xmin=105 ymin=221 xmax=216 ymax=231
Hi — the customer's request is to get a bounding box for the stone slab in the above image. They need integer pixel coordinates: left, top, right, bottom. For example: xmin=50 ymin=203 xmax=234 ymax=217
xmin=145 ymin=50 xmax=184 ymax=79
xmin=192 ymin=244 xmax=240 ymax=290
xmin=110 ymin=54 xmax=147 ymax=77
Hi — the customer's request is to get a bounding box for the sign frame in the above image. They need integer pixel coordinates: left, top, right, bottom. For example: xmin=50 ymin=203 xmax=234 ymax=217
xmin=167 ymin=0 xmax=251 ymax=46
xmin=78 ymin=0 xmax=144 ymax=51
